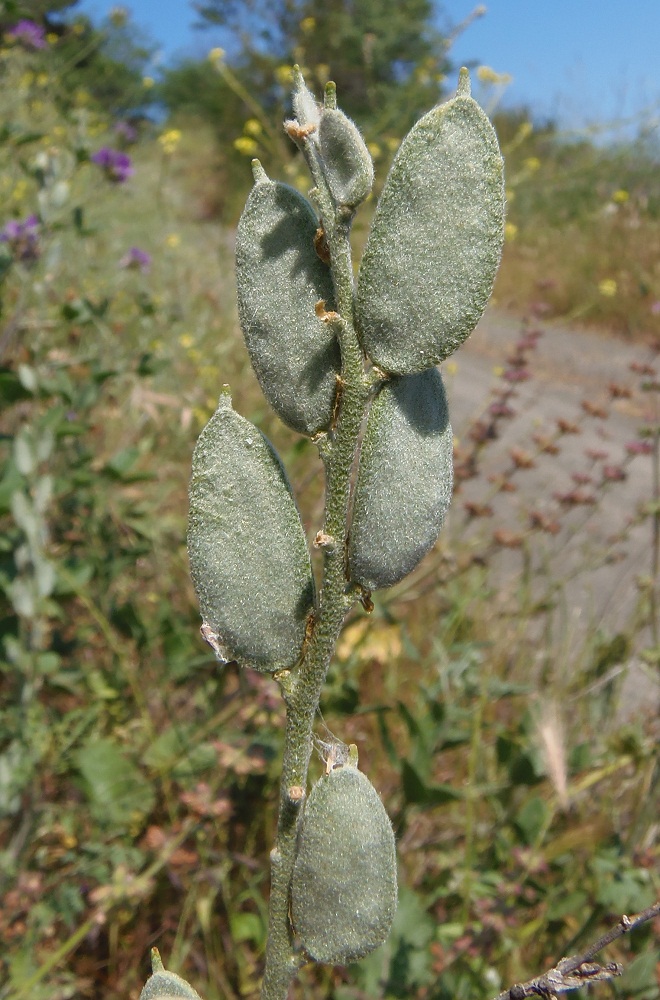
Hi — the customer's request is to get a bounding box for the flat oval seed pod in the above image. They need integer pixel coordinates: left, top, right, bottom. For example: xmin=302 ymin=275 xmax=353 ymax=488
xmin=139 ymin=950 xmax=203 ymax=1000
xmin=139 ymin=970 xmax=203 ymax=1000
xmin=356 ymin=73 xmax=504 ymax=374
xmin=188 ymin=393 xmax=315 ymax=672
xmin=235 ymin=172 xmax=341 ymax=435
xmin=349 ymin=368 xmax=453 ymax=590
xmin=291 ymin=763 xmax=397 ymax=964
xmin=317 ymin=108 xmax=374 ymax=209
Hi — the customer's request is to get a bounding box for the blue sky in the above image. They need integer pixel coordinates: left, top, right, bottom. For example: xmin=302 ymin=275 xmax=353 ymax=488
xmin=77 ymin=0 xmax=660 ymax=135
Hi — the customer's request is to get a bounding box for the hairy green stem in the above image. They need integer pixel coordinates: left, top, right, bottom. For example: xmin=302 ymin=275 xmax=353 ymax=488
xmin=260 ymin=161 xmax=370 ymax=1000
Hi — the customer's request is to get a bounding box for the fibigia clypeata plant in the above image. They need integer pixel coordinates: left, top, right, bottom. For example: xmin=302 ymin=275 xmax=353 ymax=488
xmin=140 ymin=66 xmax=504 ymax=1000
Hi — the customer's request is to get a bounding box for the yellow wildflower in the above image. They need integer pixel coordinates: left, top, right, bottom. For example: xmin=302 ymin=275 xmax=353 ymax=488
xmin=275 ymin=64 xmax=294 ymax=87
xmin=72 ymin=21 xmax=85 ymax=35
xmin=300 ymin=16 xmax=316 ymax=32
xmin=165 ymin=233 xmax=180 ymax=249
xmin=194 ymin=407 xmax=211 ymax=428
xmin=234 ymin=136 xmax=259 ymax=156
xmin=476 ymin=65 xmax=512 ymax=86
xmin=524 ymin=156 xmax=541 ymax=172
xmin=199 ymin=365 xmax=218 ymax=382
xmin=208 ymin=47 xmax=225 ymax=66
xmin=612 ymin=189 xmax=629 ymax=204
xmin=505 ymin=222 xmax=518 ymax=241
xmin=109 ymin=7 xmax=128 ymax=27
xmin=142 ymin=76 xmax=155 ymax=89
xmin=158 ymin=128 xmax=182 ymax=154
xmin=46 ymin=32 xmax=58 ymax=44
xmin=367 ymin=143 xmax=381 ymax=160
xmin=179 ymin=333 xmax=195 ymax=349
xmin=74 ymin=88 xmax=90 ymax=105
xmin=598 ymin=279 xmax=617 ymax=297
xmin=244 ymin=119 xmax=263 ymax=137
xmin=12 ymin=180 xmax=28 ymax=202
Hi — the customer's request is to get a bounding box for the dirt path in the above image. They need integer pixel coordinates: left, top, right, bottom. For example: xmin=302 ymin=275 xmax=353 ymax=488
xmin=443 ymin=307 xmax=660 ymax=719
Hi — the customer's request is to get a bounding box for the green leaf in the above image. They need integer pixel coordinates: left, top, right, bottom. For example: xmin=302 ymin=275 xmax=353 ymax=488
xmin=74 ymin=738 xmax=155 ymax=829
xmin=188 ymin=392 xmax=315 ymax=672
xmin=349 ymin=368 xmax=453 ymax=590
xmin=620 ymin=950 xmax=660 ymax=1000
xmin=546 ymin=890 xmax=588 ymax=920
xmin=230 ymin=911 xmax=266 ymax=947
xmin=400 ymin=760 xmax=462 ymax=807
xmin=0 ymin=368 xmax=32 ymax=405
xmin=514 ymin=795 xmax=549 ymax=845
xmin=356 ymin=70 xmax=505 ymax=373
xmin=235 ymin=170 xmax=340 ymax=435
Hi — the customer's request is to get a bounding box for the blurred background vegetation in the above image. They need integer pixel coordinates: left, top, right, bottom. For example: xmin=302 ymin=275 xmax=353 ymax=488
xmin=0 ymin=1 xmax=658 ymax=999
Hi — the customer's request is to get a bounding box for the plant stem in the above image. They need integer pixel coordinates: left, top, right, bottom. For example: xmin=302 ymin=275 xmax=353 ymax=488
xmin=260 ymin=174 xmax=370 ymax=1000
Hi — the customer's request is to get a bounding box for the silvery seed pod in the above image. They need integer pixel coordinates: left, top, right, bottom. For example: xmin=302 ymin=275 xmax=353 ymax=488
xmin=235 ymin=167 xmax=341 ymax=435
xmin=317 ymin=108 xmax=374 ymax=210
xmin=188 ymin=392 xmax=315 ymax=672
xmin=139 ymin=950 xmax=203 ymax=999
xmin=349 ymin=367 xmax=453 ymax=590
xmin=356 ymin=69 xmax=505 ymax=373
xmin=291 ymin=66 xmax=321 ymax=131
xmin=291 ymin=761 xmax=397 ymax=964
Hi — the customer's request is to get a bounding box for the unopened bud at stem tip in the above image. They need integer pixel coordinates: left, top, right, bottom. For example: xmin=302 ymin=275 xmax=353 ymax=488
xmin=324 ymin=81 xmax=337 ymax=109
xmin=457 ymin=67 xmax=471 ymax=97
xmin=150 ymin=948 xmax=165 ymax=974
xmin=251 ymin=158 xmax=268 ymax=183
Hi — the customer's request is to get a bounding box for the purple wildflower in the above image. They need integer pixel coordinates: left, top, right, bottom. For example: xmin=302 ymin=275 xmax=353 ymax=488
xmin=114 ymin=121 xmax=138 ymax=145
xmin=503 ymin=367 xmax=531 ymax=383
xmin=0 ymin=214 xmax=41 ymax=262
xmin=625 ymin=440 xmax=654 ymax=456
xmin=119 ymin=247 xmax=151 ymax=273
xmin=651 ymin=301 xmax=660 ymax=316
xmin=7 ymin=19 xmax=47 ymax=49
xmin=91 ymin=147 xmax=134 ymax=183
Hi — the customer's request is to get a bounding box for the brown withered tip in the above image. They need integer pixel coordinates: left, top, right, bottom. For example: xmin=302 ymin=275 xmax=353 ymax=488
xmin=313 ymin=531 xmax=336 ymax=550
xmin=314 ymin=225 xmax=331 ymax=264
xmin=359 ymin=588 xmax=374 ymax=613
xmin=284 ymin=120 xmax=317 ymax=142
xmin=314 ymin=302 xmax=341 ymax=324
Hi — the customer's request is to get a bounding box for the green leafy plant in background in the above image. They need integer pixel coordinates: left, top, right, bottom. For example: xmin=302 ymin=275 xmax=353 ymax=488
xmin=176 ymin=65 xmax=504 ymax=1000
xmin=1 ymin=17 xmax=658 ymax=999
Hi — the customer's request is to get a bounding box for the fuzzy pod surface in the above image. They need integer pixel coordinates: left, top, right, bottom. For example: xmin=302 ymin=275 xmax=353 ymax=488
xmin=188 ymin=393 xmax=314 ymax=672
xmin=235 ymin=170 xmax=341 ymax=435
xmin=317 ymin=108 xmax=374 ymax=209
xmin=356 ymin=71 xmax=504 ymax=374
xmin=349 ymin=367 xmax=453 ymax=590
xmin=139 ymin=970 xmax=202 ymax=999
xmin=291 ymin=763 xmax=397 ymax=964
